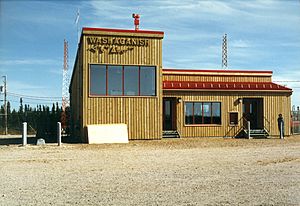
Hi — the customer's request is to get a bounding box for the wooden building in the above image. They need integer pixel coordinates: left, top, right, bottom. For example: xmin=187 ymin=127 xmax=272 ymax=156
xmin=70 ymin=27 xmax=292 ymax=142
xmin=162 ymin=69 xmax=292 ymax=138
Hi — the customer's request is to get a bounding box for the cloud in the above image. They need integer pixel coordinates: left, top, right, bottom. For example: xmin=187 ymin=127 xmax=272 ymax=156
xmin=0 ymin=58 xmax=60 ymax=66
xmin=231 ymin=40 xmax=252 ymax=48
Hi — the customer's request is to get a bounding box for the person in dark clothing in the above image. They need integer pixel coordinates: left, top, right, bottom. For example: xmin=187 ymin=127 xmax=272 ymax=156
xmin=277 ymin=114 xmax=284 ymax=138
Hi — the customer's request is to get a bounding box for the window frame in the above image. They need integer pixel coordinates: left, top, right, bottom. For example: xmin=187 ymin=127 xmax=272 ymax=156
xmin=184 ymin=101 xmax=222 ymax=126
xmin=89 ymin=64 xmax=157 ymax=97
xmin=229 ymin=112 xmax=239 ymax=125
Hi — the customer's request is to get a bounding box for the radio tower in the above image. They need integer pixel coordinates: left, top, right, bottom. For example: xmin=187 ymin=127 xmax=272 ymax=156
xmin=61 ymin=39 xmax=70 ymax=130
xmin=222 ymin=33 xmax=228 ymax=69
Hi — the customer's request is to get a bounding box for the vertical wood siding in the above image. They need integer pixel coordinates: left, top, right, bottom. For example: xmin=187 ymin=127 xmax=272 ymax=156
xmin=80 ymin=34 xmax=163 ymax=140
xmin=70 ymin=43 xmax=84 ymax=139
xmin=163 ymin=74 xmax=272 ymax=82
xmin=164 ymin=91 xmax=291 ymax=138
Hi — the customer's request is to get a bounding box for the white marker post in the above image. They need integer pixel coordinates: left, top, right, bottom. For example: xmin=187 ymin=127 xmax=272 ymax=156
xmin=22 ymin=122 xmax=27 ymax=146
xmin=280 ymin=121 xmax=284 ymax=139
xmin=57 ymin=122 xmax=61 ymax=146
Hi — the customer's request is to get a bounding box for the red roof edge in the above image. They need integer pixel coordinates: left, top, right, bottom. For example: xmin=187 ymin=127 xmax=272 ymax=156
xmin=83 ymin=27 xmax=164 ymax=35
xmin=163 ymin=68 xmax=273 ymax=74
xmin=163 ymin=81 xmax=292 ymax=91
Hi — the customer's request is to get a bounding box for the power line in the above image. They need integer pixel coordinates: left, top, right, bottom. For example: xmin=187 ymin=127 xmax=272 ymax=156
xmin=7 ymin=99 xmax=61 ymax=105
xmin=7 ymin=92 xmax=61 ymax=100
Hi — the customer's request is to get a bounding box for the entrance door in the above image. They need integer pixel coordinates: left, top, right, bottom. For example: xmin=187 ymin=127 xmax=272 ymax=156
xmin=243 ymin=98 xmax=263 ymax=129
xmin=163 ymin=98 xmax=177 ymax=130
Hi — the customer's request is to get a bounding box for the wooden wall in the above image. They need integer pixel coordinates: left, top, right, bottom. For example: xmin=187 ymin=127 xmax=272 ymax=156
xmin=80 ymin=31 xmax=163 ymax=141
xmin=70 ymin=42 xmax=83 ymax=139
xmin=163 ymin=73 xmax=272 ymax=82
xmin=164 ymin=91 xmax=291 ymax=138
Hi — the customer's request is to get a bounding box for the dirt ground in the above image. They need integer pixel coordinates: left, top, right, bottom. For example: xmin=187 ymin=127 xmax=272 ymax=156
xmin=0 ymin=136 xmax=299 ymax=206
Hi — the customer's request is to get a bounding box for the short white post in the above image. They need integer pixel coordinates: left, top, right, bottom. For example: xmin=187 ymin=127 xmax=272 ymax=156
xmin=280 ymin=121 xmax=284 ymax=139
xmin=57 ymin=122 xmax=61 ymax=146
xmin=247 ymin=121 xmax=251 ymax=139
xmin=22 ymin=122 xmax=27 ymax=146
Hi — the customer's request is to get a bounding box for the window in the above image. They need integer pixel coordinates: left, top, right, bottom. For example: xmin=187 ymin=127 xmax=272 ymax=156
xmin=140 ymin=66 xmax=156 ymax=96
xmin=229 ymin=112 xmax=238 ymax=125
xmin=124 ymin=66 xmax=139 ymax=96
xmin=185 ymin=103 xmax=193 ymax=124
xmin=212 ymin=103 xmax=221 ymax=124
xmin=185 ymin=102 xmax=221 ymax=125
xmin=89 ymin=64 xmax=156 ymax=96
xmin=108 ymin=65 xmax=122 ymax=95
xmin=90 ymin=64 xmax=106 ymax=95
xmin=194 ymin=102 xmax=202 ymax=124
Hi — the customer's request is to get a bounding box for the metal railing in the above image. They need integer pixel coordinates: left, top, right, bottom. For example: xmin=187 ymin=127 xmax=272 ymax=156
xmin=263 ymin=116 xmax=271 ymax=134
xmin=177 ymin=116 xmax=182 ymax=138
xmin=224 ymin=116 xmax=270 ymax=138
xmin=223 ymin=116 xmax=247 ymax=138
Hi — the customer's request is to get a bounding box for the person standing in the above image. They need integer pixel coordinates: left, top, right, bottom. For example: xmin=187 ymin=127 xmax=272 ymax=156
xmin=277 ymin=114 xmax=284 ymax=139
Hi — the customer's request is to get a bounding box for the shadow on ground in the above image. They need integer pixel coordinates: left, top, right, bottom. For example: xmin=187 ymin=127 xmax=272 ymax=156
xmin=0 ymin=135 xmax=81 ymax=145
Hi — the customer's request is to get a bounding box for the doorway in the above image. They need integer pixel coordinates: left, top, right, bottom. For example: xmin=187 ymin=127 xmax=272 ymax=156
xmin=243 ymin=98 xmax=263 ymax=129
xmin=163 ymin=98 xmax=177 ymax=130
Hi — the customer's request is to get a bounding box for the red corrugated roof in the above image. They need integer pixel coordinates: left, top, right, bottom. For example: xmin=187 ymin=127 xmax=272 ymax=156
xmin=83 ymin=27 xmax=164 ymax=35
xmin=163 ymin=81 xmax=292 ymax=91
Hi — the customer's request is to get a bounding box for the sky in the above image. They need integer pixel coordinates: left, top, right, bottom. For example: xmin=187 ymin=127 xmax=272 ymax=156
xmin=0 ymin=0 xmax=300 ymax=109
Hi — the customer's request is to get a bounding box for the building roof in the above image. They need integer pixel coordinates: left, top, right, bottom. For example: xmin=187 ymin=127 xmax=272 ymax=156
xmin=163 ymin=81 xmax=292 ymax=92
xmin=163 ymin=69 xmax=273 ymax=76
xmin=82 ymin=27 xmax=164 ymax=36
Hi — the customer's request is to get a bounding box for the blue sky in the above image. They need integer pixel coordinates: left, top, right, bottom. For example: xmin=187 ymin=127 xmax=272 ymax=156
xmin=0 ymin=0 xmax=300 ymax=109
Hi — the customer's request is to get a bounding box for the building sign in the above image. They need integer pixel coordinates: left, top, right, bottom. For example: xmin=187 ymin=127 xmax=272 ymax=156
xmin=87 ymin=37 xmax=149 ymax=55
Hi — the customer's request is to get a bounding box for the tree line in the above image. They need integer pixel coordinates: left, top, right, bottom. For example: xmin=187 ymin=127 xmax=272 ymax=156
xmin=0 ymin=100 xmax=70 ymax=141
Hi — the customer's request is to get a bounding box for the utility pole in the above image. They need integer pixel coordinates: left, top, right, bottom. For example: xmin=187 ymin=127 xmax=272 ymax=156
xmin=2 ymin=76 xmax=7 ymax=135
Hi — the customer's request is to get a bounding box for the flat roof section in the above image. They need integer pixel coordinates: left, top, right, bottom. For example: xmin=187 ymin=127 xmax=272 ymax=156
xmin=163 ymin=69 xmax=273 ymax=77
xmin=83 ymin=27 xmax=164 ymax=38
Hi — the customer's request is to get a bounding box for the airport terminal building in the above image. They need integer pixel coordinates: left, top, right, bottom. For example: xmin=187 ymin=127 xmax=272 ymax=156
xmin=69 ymin=27 xmax=292 ymax=142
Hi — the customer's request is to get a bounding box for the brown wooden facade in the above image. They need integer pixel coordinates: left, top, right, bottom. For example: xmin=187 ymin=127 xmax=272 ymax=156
xmin=70 ymin=27 xmax=292 ymax=141
xmin=70 ymin=28 xmax=164 ymax=141
xmin=162 ymin=69 xmax=292 ymax=137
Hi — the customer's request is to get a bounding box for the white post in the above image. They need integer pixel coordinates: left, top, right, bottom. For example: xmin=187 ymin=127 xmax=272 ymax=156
xmin=247 ymin=121 xmax=251 ymax=139
xmin=22 ymin=122 xmax=27 ymax=146
xmin=280 ymin=121 xmax=284 ymax=139
xmin=57 ymin=122 xmax=61 ymax=146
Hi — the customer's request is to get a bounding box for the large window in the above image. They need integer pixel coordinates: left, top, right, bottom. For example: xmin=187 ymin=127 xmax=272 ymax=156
xmin=124 ymin=66 xmax=139 ymax=95
xmin=108 ymin=65 xmax=122 ymax=95
xmin=185 ymin=102 xmax=221 ymax=125
xmin=90 ymin=64 xmax=106 ymax=95
xmin=140 ymin=66 xmax=156 ymax=96
xmin=89 ymin=64 xmax=156 ymax=96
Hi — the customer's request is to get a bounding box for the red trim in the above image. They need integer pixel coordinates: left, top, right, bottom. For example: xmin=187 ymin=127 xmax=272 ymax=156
xmin=163 ymin=81 xmax=292 ymax=91
xmin=83 ymin=27 xmax=164 ymax=35
xmin=163 ymin=68 xmax=273 ymax=74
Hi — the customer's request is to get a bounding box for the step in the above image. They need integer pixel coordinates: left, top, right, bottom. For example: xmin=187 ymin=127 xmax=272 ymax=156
xmin=243 ymin=129 xmax=269 ymax=137
xmin=239 ymin=129 xmax=269 ymax=138
xmin=163 ymin=130 xmax=180 ymax=138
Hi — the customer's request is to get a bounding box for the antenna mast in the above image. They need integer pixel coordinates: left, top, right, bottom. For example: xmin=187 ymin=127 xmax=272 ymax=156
xmin=222 ymin=33 xmax=228 ymax=69
xmin=61 ymin=39 xmax=70 ymax=129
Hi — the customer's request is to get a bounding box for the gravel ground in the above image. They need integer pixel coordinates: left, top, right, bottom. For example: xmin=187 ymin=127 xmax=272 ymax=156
xmin=0 ymin=136 xmax=299 ymax=206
